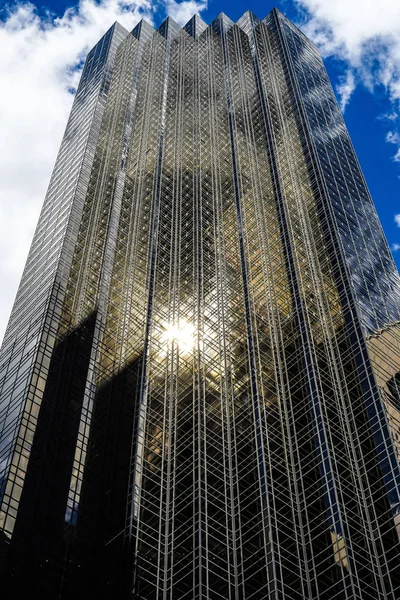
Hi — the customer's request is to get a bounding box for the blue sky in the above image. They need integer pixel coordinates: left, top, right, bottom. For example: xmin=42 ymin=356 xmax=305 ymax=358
xmin=1 ymin=0 xmax=400 ymax=341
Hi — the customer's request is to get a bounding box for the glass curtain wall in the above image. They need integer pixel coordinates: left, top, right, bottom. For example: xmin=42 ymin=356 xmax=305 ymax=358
xmin=0 ymin=9 xmax=400 ymax=600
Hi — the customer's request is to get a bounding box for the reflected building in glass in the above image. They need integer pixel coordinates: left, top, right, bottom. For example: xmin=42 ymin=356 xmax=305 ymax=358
xmin=1 ymin=8 xmax=400 ymax=599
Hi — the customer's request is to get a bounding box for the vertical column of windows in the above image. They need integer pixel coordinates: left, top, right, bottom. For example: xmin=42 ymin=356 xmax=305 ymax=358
xmin=264 ymin=10 xmax=400 ymax=598
xmin=276 ymin=13 xmax=400 ymax=595
xmin=226 ymin=20 xmax=312 ymax=599
xmin=64 ymin=33 xmax=142 ymax=528
xmin=254 ymin=16 xmax=378 ymax=599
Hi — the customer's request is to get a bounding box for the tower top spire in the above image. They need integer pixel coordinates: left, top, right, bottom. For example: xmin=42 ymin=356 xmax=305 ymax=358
xmin=183 ymin=14 xmax=208 ymax=38
xmin=157 ymin=16 xmax=181 ymax=39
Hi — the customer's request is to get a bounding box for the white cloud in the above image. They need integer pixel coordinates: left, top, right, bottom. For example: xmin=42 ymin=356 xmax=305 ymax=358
xmin=295 ymin=0 xmax=400 ymax=152
xmin=386 ymin=132 xmax=400 ymax=162
xmin=387 ymin=132 xmax=400 ymax=145
xmin=336 ymin=69 xmax=355 ymax=112
xmin=395 ymin=214 xmax=400 ymax=227
xmin=392 ymin=243 xmax=400 ymax=252
xmin=380 ymin=111 xmax=399 ymax=122
xmin=166 ymin=0 xmax=207 ymax=26
xmin=0 ymin=0 xmax=206 ymax=345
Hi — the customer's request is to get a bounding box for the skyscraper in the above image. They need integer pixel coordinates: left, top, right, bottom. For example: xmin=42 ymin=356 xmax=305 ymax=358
xmin=1 ymin=6 xmax=400 ymax=598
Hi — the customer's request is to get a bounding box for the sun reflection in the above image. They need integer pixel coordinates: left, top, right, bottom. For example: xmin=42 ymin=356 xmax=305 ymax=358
xmin=161 ymin=319 xmax=195 ymax=353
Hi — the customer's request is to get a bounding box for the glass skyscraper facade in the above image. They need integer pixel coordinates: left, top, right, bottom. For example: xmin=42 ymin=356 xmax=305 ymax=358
xmin=1 ymin=7 xmax=400 ymax=599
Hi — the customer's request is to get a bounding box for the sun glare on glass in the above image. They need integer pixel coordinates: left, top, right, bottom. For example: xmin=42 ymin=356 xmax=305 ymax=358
xmin=161 ymin=320 xmax=195 ymax=352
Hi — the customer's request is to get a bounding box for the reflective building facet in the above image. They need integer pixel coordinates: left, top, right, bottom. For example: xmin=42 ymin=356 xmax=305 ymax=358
xmin=1 ymin=8 xmax=400 ymax=599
